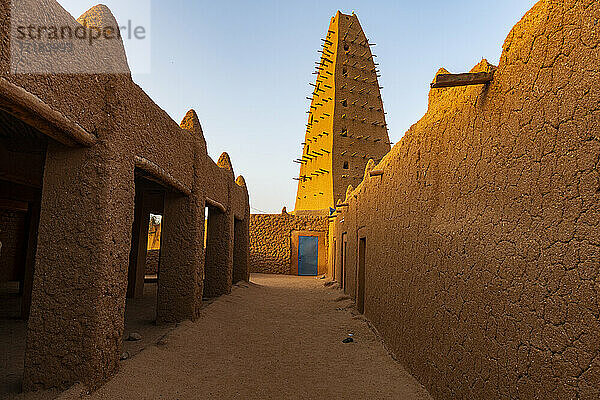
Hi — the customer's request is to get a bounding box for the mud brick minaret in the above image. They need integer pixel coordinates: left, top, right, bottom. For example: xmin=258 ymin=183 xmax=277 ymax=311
xmin=294 ymin=11 xmax=391 ymax=212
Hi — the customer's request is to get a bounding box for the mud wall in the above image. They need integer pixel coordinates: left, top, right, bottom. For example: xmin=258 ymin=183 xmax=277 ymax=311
xmin=333 ymin=1 xmax=600 ymax=398
xmin=147 ymin=220 xmax=161 ymax=251
xmin=0 ymin=0 xmax=251 ymax=391
xmin=0 ymin=208 xmax=26 ymax=282
xmin=145 ymin=250 xmax=159 ymax=276
xmin=250 ymin=213 xmax=328 ymax=274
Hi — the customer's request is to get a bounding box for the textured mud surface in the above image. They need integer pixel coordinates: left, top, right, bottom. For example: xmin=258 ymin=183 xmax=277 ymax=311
xmin=250 ymin=213 xmax=328 ymax=274
xmin=333 ymin=1 xmax=600 ymax=398
xmin=0 ymin=0 xmax=250 ymax=390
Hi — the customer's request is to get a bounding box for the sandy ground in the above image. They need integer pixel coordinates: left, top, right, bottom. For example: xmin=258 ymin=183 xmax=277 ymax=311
xmin=59 ymin=274 xmax=431 ymax=400
xmin=121 ymin=283 xmax=176 ymax=359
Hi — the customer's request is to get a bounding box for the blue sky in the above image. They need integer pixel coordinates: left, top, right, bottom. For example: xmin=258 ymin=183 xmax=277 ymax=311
xmin=58 ymin=0 xmax=537 ymax=213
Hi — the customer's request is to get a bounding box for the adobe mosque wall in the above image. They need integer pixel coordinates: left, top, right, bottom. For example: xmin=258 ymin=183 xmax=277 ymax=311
xmin=332 ymin=1 xmax=600 ymax=398
xmin=0 ymin=0 xmax=250 ymax=391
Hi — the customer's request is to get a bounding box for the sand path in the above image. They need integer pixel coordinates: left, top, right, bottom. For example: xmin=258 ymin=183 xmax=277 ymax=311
xmin=64 ymin=274 xmax=431 ymax=400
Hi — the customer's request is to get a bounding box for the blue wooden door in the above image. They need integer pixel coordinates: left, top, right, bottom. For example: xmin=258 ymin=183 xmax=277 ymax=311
xmin=298 ymin=236 xmax=318 ymax=276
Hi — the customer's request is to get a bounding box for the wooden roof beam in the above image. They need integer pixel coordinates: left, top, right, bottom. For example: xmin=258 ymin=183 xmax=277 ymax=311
xmin=430 ymin=71 xmax=495 ymax=88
